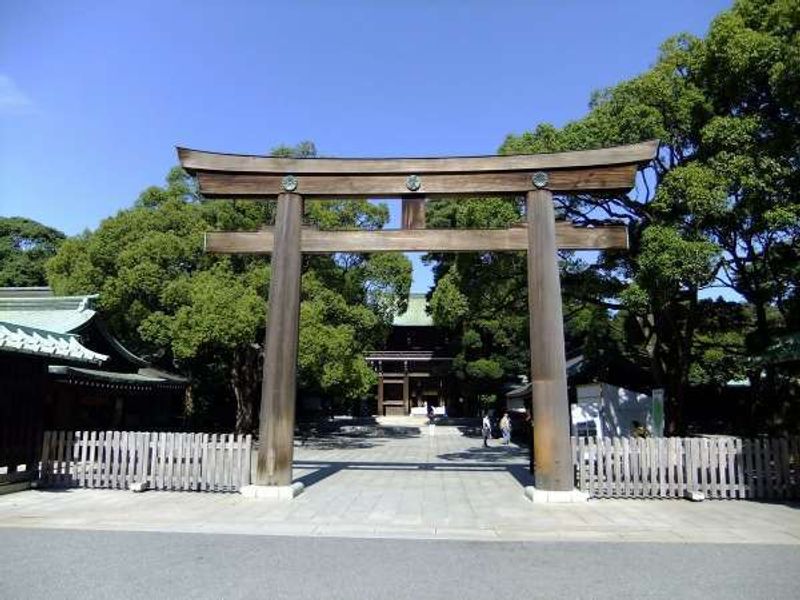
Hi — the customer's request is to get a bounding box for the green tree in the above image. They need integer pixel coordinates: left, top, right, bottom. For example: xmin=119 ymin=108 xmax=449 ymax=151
xmin=430 ymin=0 xmax=799 ymax=433
xmin=425 ymin=196 xmax=600 ymax=408
xmin=48 ymin=143 xmax=411 ymax=432
xmin=0 ymin=217 xmax=66 ymax=286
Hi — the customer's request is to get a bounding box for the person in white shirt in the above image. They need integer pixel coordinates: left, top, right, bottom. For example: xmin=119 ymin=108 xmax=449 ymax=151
xmin=499 ymin=412 xmax=511 ymax=446
xmin=482 ymin=413 xmax=492 ymax=447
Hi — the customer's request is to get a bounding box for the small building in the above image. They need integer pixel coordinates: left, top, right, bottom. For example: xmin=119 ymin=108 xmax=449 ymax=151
xmin=505 ymin=355 xmax=663 ymax=437
xmin=571 ymin=383 xmax=662 ymax=437
xmin=0 ymin=288 xmax=186 ymax=485
xmin=365 ymin=293 xmax=455 ymax=417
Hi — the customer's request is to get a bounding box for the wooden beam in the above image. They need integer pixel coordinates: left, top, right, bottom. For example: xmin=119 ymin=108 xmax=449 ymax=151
xmin=178 ymin=140 xmax=658 ymax=175
xmin=527 ymin=189 xmax=573 ymax=492
xmin=255 ymin=192 xmax=302 ymax=487
xmin=195 ymin=164 xmax=638 ymax=197
xmin=402 ymin=197 xmax=426 ymax=229
xmin=204 ymin=223 xmax=628 ymax=254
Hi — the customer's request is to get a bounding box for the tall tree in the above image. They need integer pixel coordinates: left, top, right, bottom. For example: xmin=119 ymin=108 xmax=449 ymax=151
xmin=430 ymin=0 xmax=799 ymax=433
xmin=48 ymin=143 xmax=411 ymax=432
xmin=425 ymin=197 xmax=606 ymax=410
xmin=0 ymin=217 xmax=65 ymax=286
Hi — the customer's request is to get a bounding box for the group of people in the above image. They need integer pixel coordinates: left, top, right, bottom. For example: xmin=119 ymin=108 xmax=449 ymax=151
xmin=482 ymin=411 xmax=512 ymax=447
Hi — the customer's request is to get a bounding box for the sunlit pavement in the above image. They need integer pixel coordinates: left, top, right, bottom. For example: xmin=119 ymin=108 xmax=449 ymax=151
xmin=1 ymin=423 xmax=799 ymax=544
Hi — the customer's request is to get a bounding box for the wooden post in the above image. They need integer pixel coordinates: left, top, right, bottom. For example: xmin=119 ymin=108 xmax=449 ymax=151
xmin=402 ymin=361 xmax=410 ymax=415
xmin=256 ymin=192 xmax=303 ymax=486
xmin=377 ymin=372 xmax=384 ymax=416
xmin=401 ymin=197 xmax=426 ymax=229
xmin=527 ymin=189 xmax=573 ymax=492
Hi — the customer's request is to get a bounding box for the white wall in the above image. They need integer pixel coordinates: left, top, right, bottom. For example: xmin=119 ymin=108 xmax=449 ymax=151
xmin=572 ymin=383 xmax=662 ymax=437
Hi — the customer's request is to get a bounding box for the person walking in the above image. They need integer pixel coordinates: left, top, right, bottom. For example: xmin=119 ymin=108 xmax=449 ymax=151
xmin=482 ymin=413 xmax=492 ymax=447
xmin=500 ymin=411 xmax=511 ymax=446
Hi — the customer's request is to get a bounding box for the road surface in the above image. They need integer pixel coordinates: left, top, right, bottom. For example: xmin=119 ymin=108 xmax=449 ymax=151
xmin=1 ymin=528 xmax=799 ymax=599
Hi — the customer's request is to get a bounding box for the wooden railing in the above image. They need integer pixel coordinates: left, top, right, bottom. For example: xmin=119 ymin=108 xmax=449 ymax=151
xmin=40 ymin=431 xmax=252 ymax=492
xmin=572 ymin=436 xmax=800 ymax=500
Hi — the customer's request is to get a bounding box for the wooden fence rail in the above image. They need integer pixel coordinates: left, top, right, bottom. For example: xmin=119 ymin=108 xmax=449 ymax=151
xmin=39 ymin=431 xmax=252 ymax=492
xmin=572 ymin=436 xmax=800 ymax=500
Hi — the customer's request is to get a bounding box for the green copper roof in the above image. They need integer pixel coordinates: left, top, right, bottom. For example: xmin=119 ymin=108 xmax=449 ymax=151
xmin=0 ymin=295 xmax=98 ymax=333
xmin=393 ymin=293 xmax=433 ymax=327
xmin=0 ymin=289 xmax=186 ymax=387
xmin=0 ymin=292 xmax=109 ymax=364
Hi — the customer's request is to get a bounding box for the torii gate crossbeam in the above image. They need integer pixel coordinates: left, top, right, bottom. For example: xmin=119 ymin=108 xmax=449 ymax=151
xmin=178 ymin=140 xmax=658 ymax=498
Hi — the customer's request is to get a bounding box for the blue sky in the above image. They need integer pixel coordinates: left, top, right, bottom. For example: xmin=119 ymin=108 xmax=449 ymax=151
xmin=1 ymin=0 xmax=731 ymax=292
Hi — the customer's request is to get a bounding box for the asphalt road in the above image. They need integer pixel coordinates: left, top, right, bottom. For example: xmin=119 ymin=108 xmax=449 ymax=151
xmin=1 ymin=528 xmax=799 ymax=600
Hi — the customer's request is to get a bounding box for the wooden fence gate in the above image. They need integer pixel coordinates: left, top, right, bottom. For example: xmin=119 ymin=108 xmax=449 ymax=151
xmin=573 ymin=436 xmax=800 ymax=499
xmin=39 ymin=431 xmax=252 ymax=492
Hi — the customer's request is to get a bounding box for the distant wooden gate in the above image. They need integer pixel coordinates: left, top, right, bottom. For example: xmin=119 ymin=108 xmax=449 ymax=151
xmin=573 ymin=436 xmax=800 ymax=499
xmin=39 ymin=431 xmax=252 ymax=492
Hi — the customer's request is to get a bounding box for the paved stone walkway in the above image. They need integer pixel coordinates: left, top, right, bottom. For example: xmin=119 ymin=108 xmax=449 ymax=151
xmin=2 ymin=423 xmax=799 ymax=543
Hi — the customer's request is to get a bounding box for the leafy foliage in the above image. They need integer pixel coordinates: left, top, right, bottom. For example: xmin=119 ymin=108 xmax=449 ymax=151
xmin=47 ymin=144 xmax=411 ymax=431
xmin=428 ymin=0 xmax=799 ymax=434
xmin=0 ymin=217 xmax=66 ymax=286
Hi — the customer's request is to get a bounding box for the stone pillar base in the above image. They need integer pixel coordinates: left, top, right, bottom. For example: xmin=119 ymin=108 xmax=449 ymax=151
xmin=524 ymin=486 xmax=589 ymax=504
xmin=240 ymin=482 xmax=304 ymax=500
xmin=684 ymin=489 xmax=705 ymax=502
xmin=130 ymin=481 xmax=150 ymax=493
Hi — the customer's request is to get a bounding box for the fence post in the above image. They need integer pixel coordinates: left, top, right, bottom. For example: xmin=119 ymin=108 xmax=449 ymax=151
xmin=666 ymin=438 xmax=675 ymax=498
xmin=244 ymin=434 xmax=252 ymax=487
xmin=779 ymin=438 xmax=790 ymax=499
xmin=39 ymin=431 xmax=51 ymax=484
xmin=709 ymin=438 xmax=719 ymax=499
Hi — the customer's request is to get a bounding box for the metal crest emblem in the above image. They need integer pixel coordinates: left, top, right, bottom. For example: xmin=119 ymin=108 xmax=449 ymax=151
xmin=532 ymin=171 xmax=549 ymax=189
xmin=405 ymin=174 xmax=422 ymax=192
xmin=282 ymin=175 xmax=298 ymax=192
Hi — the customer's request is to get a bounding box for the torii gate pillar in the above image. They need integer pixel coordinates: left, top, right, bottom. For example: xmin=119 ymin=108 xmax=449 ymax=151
xmin=527 ymin=189 xmax=572 ymax=491
xmin=255 ymin=192 xmax=303 ymax=489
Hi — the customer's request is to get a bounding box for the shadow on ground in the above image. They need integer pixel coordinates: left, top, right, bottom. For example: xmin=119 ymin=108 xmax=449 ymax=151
xmin=437 ymin=445 xmax=528 ymax=463
xmin=293 ymin=457 xmax=534 ymax=490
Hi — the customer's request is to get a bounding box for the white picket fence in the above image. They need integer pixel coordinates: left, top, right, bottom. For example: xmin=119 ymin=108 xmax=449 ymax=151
xmin=572 ymin=436 xmax=800 ymax=500
xmin=40 ymin=431 xmax=252 ymax=492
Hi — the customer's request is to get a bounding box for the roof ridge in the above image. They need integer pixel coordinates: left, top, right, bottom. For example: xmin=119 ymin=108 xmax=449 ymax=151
xmin=0 ymin=294 xmax=99 ymax=333
xmin=0 ymin=294 xmax=98 ymax=305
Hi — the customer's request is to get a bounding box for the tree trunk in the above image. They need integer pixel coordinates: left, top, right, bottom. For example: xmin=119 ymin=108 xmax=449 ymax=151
xmin=752 ymin=299 xmax=779 ymax=433
xmin=231 ymin=346 xmax=259 ymax=434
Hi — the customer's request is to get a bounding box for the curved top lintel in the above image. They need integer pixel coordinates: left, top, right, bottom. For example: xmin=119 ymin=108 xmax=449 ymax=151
xmin=177 ymin=140 xmax=659 ymax=175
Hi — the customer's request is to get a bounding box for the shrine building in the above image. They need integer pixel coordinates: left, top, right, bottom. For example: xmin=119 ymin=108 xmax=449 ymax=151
xmin=365 ymin=293 xmax=455 ymax=417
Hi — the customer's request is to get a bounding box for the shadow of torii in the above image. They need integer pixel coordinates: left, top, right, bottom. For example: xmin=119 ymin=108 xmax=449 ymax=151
xmin=293 ymin=458 xmax=534 ymax=490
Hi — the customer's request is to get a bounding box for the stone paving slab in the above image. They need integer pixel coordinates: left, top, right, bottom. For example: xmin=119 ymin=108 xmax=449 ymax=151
xmin=1 ymin=424 xmax=799 ymax=544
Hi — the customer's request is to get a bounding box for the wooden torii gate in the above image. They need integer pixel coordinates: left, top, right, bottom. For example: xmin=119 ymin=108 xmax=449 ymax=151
xmin=178 ymin=140 xmax=657 ymax=498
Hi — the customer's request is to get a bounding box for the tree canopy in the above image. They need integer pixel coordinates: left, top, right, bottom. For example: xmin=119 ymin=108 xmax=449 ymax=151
xmin=10 ymin=0 xmax=797 ymax=435
xmin=426 ymin=0 xmax=799 ymax=434
xmin=0 ymin=217 xmax=65 ymax=287
xmin=47 ymin=143 xmax=411 ymax=431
